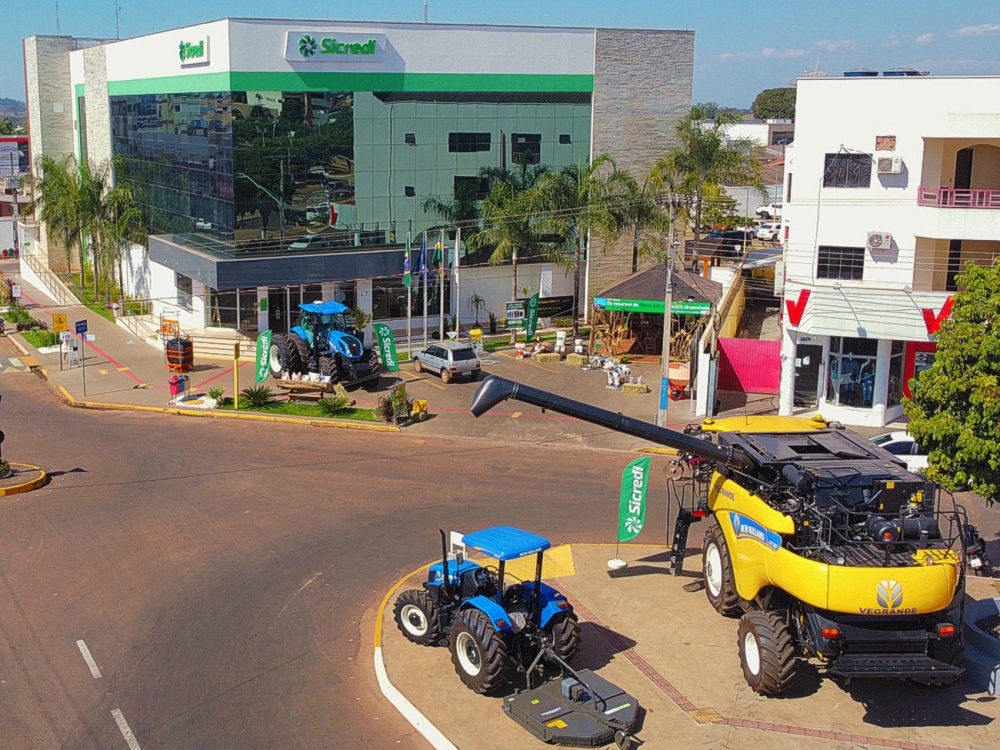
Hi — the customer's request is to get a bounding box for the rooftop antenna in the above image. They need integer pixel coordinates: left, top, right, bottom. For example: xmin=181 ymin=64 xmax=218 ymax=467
xmin=115 ymin=1 xmax=120 ymax=39
xmin=814 ymin=50 xmax=821 ymax=74
xmin=56 ymin=0 xmax=61 ymax=35
xmin=423 ymin=0 xmax=428 ymax=23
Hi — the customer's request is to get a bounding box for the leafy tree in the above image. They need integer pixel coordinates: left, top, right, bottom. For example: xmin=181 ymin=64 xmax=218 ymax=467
xmin=652 ymin=106 xmax=765 ymax=268
xmin=751 ymin=87 xmax=797 ymax=120
xmin=904 ymin=262 xmax=1000 ymax=506
xmin=694 ymin=102 xmax=723 ymax=120
xmin=700 ymin=185 xmax=743 ymax=229
xmin=0 ymin=118 xmax=15 ymax=135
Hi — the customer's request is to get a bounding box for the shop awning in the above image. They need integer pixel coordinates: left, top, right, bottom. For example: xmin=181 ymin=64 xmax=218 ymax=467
xmin=593 ymin=265 xmax=722 ymax=316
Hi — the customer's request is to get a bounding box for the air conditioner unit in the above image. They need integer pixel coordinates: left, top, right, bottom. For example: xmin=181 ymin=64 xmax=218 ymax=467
xmin=877 ymin=156 xmax=903 ymax=174
xmin=867 ymin=231 xmax=893 ymax=251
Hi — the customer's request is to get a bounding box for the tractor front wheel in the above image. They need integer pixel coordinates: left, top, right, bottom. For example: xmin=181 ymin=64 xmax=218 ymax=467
xmin=547 ymin=611 xmax=581 ymax=664
xmin=393 ymin=589 xmax=442 ymax=646
xmin=449 ymin=608 xmax=512 ymax=694
xmin=737 ymin=610 xmax=796 ymax=695
xmin=703 ymin=519 xmax=741 ymax=616
xmin=319 ymin=355 xmax=337 ymax=381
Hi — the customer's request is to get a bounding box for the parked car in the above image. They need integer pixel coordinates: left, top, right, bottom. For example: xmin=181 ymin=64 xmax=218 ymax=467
xmin=413 ymin=341 xmax=481 ymax=383
xmin=288 ymin=234 xmax=334 ymax=252
xmin=756 ymin=222 xmax=782 ymax=242
xmin=754 ymin=202 xmax=782 ymax=219
xmin=871 ymin=431 xmax=928 ymax=472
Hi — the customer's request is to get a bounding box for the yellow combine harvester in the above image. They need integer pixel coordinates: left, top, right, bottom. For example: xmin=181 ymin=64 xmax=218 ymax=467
xmin=472 ymin=376 xmax=975 ymax=695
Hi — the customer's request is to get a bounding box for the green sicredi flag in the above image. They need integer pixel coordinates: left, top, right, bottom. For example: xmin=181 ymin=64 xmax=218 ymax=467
xmin=255 ymin=330 xmax=273 ymax=384
xmin=525 ymin=292 xmax=540 ymax=340
xmin=617 ymin=456 xmax=651 ymax=542
xmin=373 ymin=322 xmax=399 ymax=372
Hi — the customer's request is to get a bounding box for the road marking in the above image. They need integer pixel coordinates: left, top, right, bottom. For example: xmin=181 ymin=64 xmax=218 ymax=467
xmin=111 ymin=709 xmax=141 ymax=750
xmin=400 ymin=369 xmax=446 ymax=391
xmin=116 ymin=367 xmax=131 ymax=372
xmin=511 ymin=411 xmax=522 ymax=419
xmin=75 ymin=639 xmax=102 ymax=679
xmin=99 ymin=369 xmax=109 ymax=375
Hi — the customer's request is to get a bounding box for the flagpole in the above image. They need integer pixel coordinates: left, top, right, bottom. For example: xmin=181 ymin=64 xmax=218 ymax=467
xmin=422 ymin=231 xmax=428 ymax=348
xmin=453 ymin=227 xmax=461 ymax=339
xmin=438 ymin=229 xmax=445 ymax=340
xmin=405 ymin=229 xmax=412 ymax=357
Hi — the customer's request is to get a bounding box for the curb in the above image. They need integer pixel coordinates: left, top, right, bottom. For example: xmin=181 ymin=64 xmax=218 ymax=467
xmin=6 ymin=333 xmax=31 ymax=357
xmin=0 ymin=463 xmax=48 ymax=496
xmin=55 ymin=386 xmax=401 ymax=433
xmin=374 ymin=562 xmax=457 ymax=750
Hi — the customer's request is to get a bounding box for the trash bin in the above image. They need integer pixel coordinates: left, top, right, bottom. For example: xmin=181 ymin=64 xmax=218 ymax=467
xmin=168 ymin=375 xmax=181 ymax=399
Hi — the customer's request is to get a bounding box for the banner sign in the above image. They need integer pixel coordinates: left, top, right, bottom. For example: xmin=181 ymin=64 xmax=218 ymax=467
xmin=255 ymin=330 xmax=273 ymax=384
xmin=525 ymin=293 xmax=540 ymax=340
xmin=593 ymin=297 xmax=711 ymax=316
xmin=505 ymin=300 xmax=526 ymax=330
xmin=373 ymin=322 xmax=399 ymax=372
xmin=538 ymin=295 xmax=574 ymax=319
xmin=617 ymin=457 xmax=651 ymax=542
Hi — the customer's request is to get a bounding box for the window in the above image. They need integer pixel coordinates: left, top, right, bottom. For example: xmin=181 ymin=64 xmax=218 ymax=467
xmin=887 ymin=341 xmax=904 ymax=407
xmin=823 ymin=153 xmax=872 ymax=188
xmin=559 ymin=134 xmax=572 ymax=145
xmin=372 ymin=274 xmax=451 ymax=320
xmin=771 ymin=131 xmax=794 ymax=146
xmin=453 ymin=175 xmax=490 ymax=200
xmin=511 ymin=133 xmax=541 ymax=165
xmin=826 ymin=336 xmax=879 ymax=408
xmin=176 ymin=273 xmax=193 ymax=309
xmin=885 ymin=441 xmax=915 ymax=456
xmin=448 ymin=132 xmax=491 ymax=153
xmin=817 ymin=246 xmax=864 ymax=280
xmin=404 ymin=186 xmax=416 ymax=197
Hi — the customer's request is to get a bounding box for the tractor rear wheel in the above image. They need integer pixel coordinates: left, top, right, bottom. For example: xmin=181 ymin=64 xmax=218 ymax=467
xmin=291 ymin=334 xmax=312 ymax=374
xmin=393 ymin=589 xmax=441 ymax=646
xmin=737 ymin=610 xmax=796 ymax=695
xmin=703 ymin=519 xmax=741 ymax=616
xmin=914 ymin=635 xmax=965 ymax=687
xmin=449 ymin=608 xmax=512 ymax=694
xmin=547 ymin=611 xmax=581 ymax=664
xmin=269 ymin=334 xmax=299 ymax=378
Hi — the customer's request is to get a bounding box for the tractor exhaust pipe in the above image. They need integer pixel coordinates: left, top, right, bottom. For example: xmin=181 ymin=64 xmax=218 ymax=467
xmin=470 ymin=375 xmax=750 ymax=468
xmin=439 ymin=528 xmax=450 ymax=598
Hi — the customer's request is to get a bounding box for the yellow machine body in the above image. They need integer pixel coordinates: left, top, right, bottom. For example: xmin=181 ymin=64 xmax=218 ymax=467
xmin=706 ymin=473 xmax=960 ymax=615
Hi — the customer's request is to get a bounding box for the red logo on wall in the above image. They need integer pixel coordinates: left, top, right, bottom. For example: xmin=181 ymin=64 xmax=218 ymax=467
xmin=785 ymin=289 xmax=810 ymax=327
xmin=921 ymin=297 xmax=954 ymax=335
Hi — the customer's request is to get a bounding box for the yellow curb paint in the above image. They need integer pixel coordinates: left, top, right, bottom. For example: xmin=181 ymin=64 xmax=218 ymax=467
xmin=57 ymin=386 xmax=400 ymax=432
xmin=0 ymin=464 xmax=48 ymax=497
xmin=511 ymin=411 xmax=522 ymax=419
xmin=116 ymin=367 xmax=130 ymax=372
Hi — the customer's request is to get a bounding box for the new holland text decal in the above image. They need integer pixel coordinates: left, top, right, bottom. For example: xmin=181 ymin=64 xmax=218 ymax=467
xmin=728 ymin=512 xmax=782 ymax=551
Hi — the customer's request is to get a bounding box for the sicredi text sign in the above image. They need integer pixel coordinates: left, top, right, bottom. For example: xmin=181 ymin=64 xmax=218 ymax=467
xmin=285 ymin=32 xmax=386 ymax=63
xmin=179 ymin=37 xmax=210 ymax=67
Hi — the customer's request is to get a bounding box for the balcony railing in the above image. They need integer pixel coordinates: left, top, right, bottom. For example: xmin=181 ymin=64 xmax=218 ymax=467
xmin=918 ymin=186 xmax=1000 ymax=209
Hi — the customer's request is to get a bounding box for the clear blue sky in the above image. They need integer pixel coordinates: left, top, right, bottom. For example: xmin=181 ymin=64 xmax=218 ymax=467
xmin=5 ymin=1 xmax=1000 ymax=106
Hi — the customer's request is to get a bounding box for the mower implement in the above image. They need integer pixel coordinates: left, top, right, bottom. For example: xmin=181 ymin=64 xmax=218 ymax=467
xmin=471 ymin=375 xmax=972 ymax=696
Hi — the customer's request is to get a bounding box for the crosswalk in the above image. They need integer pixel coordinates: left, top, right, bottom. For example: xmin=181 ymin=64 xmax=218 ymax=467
xmin=0 ymin=357 xmax=38 ymax=373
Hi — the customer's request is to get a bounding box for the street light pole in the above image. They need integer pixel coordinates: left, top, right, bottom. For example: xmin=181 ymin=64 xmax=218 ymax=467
xmin=657 ymin=248 xmax=673 ymax=428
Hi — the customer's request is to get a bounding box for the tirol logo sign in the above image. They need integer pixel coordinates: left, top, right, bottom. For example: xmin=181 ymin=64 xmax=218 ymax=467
xmin=372 ymin=323 xmax=399 ymax=372
xmin=285 ymin=32 xmax=386 ymax=63
xmin=859 ymin=578 xmax=917 ymax=615
xmin=179 ymin=38 xmax=210 ymax=67
xmin=616 ymin=457 xmax=651 ymax=542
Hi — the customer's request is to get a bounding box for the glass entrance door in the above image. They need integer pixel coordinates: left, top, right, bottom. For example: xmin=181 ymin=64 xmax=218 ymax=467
xmin=793 ymin=343 xmax=823 ymax=408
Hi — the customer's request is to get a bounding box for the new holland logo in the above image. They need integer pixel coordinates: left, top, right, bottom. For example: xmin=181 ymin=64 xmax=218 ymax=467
xmin=858 ymin=579 xmax=916 ymax=615
xmin=298 ymin=35 xmax=318 ymax=58
xmin=876 ymin=579 xmax=903 ymax=609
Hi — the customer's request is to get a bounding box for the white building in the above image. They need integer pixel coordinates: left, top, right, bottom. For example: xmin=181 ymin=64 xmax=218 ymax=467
xmin=779 ymin=75 xmax=1000 ymax=427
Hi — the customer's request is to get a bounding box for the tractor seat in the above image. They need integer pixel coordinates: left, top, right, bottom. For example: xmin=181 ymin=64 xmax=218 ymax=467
xmin=503 ymin=583 xmax=527 ymax=611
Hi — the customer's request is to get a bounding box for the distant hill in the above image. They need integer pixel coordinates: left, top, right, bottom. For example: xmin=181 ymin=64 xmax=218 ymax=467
xmin=0 ymin=98 xmax=26 ymax=115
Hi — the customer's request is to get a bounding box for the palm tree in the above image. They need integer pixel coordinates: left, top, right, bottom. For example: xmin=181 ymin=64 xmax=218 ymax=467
xmin=97 ymin=176 xmax=147 ymax=305
xmin=25 ymin=154 xmax=87 ymax=285
xmin=532 ymin=156 xmax=618 ymax=337
xmin=652 ymin=106 xmax=765 ymax=269
xmin=604 ymin=168 xmax=672 ymax=273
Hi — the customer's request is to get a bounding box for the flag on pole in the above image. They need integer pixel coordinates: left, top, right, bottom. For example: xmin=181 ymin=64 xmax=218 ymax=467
xmin=616 ymin=457 xmax=651 ymax=542
xmin=419 ymin=234 xmax=427 ymax=275
xmin=433 ymin=241 xmax=443 ymax=277
xmin=403 ymin=233 xmax=412 ymax=288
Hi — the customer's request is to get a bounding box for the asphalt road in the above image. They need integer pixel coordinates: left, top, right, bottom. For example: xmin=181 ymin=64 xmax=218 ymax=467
xmin=0 ymin=368 xmax=640 ymax=749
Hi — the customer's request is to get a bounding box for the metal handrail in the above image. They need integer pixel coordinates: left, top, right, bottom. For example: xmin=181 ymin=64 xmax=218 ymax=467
xmin=20 ymin=251 xmax=81 ymax=307
xmin=918 ymin=186 xmax=1000 ymax=209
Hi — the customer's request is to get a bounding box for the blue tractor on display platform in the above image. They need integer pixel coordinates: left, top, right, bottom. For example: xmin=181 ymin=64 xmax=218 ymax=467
xmin=268 ymin=301 xmax=381 ymax=388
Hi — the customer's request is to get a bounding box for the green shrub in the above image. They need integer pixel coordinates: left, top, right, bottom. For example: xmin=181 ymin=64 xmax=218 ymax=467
xmin=240 ymin=385 xmax=276 ymax=409
xmin=208 ymin=387 xmax=226 ymax=401
xmin=553 ymin=317 xmax=574 ymax=329
xmin=318 ymin=394 xmax=351 ymax=416
xmin=38 ymin=330 xmax=58 ymax=348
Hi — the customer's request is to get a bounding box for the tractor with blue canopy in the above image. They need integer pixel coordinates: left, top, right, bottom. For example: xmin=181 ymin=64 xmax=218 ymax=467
xmin=394 ymin=525 xmax=581 ymax=694
xmin=268 ymin=300 xmax=381 ymax=388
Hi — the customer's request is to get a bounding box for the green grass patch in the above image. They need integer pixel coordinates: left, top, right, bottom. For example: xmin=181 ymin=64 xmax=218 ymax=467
xmin=58 ymin=273 xmax=117 ymax=323
xmin=217 ymin=400 xmax=381 ymax=422
xmin=19 ymin=329 xmax=58 ymax=349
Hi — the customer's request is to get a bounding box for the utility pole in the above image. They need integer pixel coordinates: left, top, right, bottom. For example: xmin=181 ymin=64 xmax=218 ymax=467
xmin=656 ymin=197 xmax=680 ymax=428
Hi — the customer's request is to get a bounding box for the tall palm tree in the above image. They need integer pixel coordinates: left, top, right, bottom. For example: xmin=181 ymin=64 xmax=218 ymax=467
xmin=97 ymin=177 xmax=147 ymax=304
xmin=25 ymin=154 xmax=86 ymax=284
xmin=604 ymin=168 xmax=672 ymax=274
xmin=652 ymin=106 xmax=765 ymax=269
xmin=532 ymin=155 xmax=618 ymax=337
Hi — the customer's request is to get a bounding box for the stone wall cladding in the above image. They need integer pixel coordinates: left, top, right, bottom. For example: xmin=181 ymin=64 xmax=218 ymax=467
xmin=82 ymin=45 xmax=111 ymax=167
xmin=589 ymin=29 xmax=693 ymax=301
xmin=23 ymin=36 xmax=78 ymax=269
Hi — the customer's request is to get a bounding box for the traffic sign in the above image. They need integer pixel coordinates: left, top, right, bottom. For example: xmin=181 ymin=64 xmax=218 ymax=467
xmin=75 ymin=319 xmax=88 ymax=335
xmin=59 ymin=331 xmax=72 ymax=343
xmin=52 ymin=314 xmax=68 ymax=333
xmin=11 ymin=284 xmax=21 ymax=299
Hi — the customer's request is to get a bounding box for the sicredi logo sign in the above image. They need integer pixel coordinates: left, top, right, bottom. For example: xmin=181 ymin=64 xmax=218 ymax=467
xmin=179 ymin=37 xmax=210 ymax=67
xmin=285 ymin=31 xmax=386 ymax=63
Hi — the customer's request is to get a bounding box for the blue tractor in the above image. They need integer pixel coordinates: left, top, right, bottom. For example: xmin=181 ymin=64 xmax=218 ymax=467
xmin=393 ymin=526 xmax=581 ymax=694
xmin=268 ymin=301 xmax=381 ymax=388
